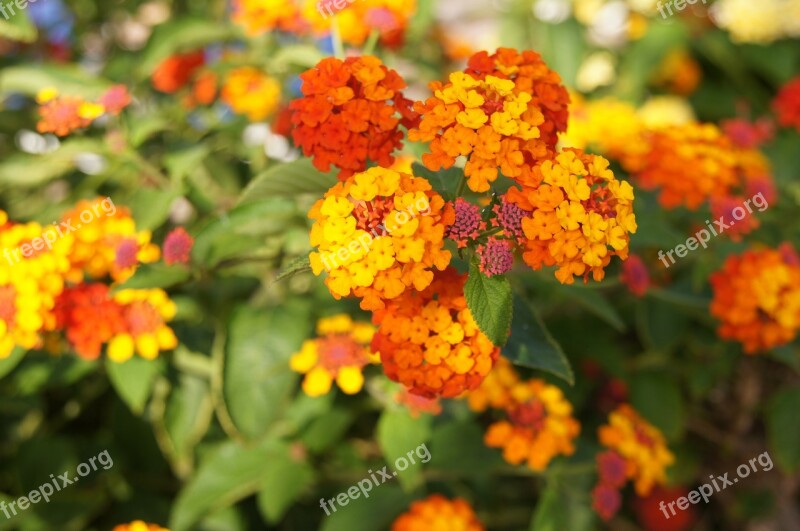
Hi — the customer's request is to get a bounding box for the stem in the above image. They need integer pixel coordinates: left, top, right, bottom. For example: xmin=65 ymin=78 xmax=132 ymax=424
xmin=455 ymin=171 xmax=467 ymax=198
xmin=210 ymin=326 xmax=246 ymax=444
xmin=330 ymin=18 xmax=345 ymax=59
xmin=363 ymin=29 xmax=380 ymax=56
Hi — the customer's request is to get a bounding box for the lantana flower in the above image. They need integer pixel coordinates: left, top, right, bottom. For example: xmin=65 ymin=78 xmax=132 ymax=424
xmin=221 ymin=67 xmax=282 ymax=121
xmin=391 ymin=495 xmax=484 ymax=531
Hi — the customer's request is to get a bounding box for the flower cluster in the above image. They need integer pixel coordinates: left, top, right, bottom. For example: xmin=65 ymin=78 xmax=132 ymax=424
xmin=395 ymin=386 xmax=442 ymax=417
xmin=391 ymin=495 xmax=484 ymax=531
xmin=711 ymin=0 xmax=800 ymax=43
xmin=710 ymin=245 xmax=800 ymax=353
xmin=152 ymin=50 xmax=205 ymax=93
xmin=291 ymin=56 xmax=418 ymax=179
xmin=221 ymin=67 xmax=282 ymax=121
xmin=36 ymin=85 xmax=131 ymax=137
xmin=773 ymin=76 xmax=800 ymax=132
xmin=289 ymin=314 xmax=379 ymax=397
xmin=508 ymin=149 xmax=637 ymax=284
xmin=468 ymin=358 xmax=580 ymax=471
xmin=112 ymin=522 xmax=169 ymax=531
xmin=231 ymin=0 xmax=301 ymax=35
xmin=303 ymin=0 xmax=418 ymax=47
xmin=592 ymin=404 xmax=674 ymax=520
xmin=308 ymin=166 xmax=452 ymax=311
xmin=371 ymin=268 xmax=499 ymax=398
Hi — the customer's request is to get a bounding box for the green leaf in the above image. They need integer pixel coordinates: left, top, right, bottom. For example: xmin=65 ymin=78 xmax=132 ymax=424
xmin=112 ymin=263 xmax=192 ymax=293
xmin=530 ymin=476 xmax=595 ymax=531
xmin=503 ymin=297 xmax=574 ymax=385
xmin=429 ymin=420 xmax=503 ymax=475
xmin=561 ymin=286 xmax=626 ymax=332
xmin=224 ymin=304 xmax=311 ymax=440
xmin=464 ymin=259 xmax=513 ymax=346
xmin=376 ymin=409 xmax=431 ymax=492
xmin=256 ymin=448 xmax=315 ymax=523
xmin=0 ymin=347 xmax=25 ymax=380
xmin=164 ymin=370 xmax=213 ymax=459
xmin=169 ymin=438 xmax=287 ymax=531
xmin=238 ymin=159 xmax=337 ymax=204
xmin=0 ymin=9 xmax=36 ymax=43
xmin=320 ymin=485 xmax=412 ymax=531
xmin=137 ymin=18 xmax=234 ymax=78
xmin=164 ymin=144 xmax=210 ymax=184
xmin=300 ymin=408 xmax=354 ymax=454
xmin=0 ymin=139 xmax=106 ymax=187
xmin=276 ymin=255 xmax=312 ymax=282
xmin=766 ymin=387 xmax=800 ymax=473
xmin=271 ymin=45 xmax=326 ymax=70
xmin=0 ymin=65 xmax=109 ymax=98
xmin=127 ymin=188 xmax=180 ymax=231
xmin=630 ymin=371 xmax=685 ymax=441
xmin=411 ymin=162 xmax=462 ymax=201
xmin=105 ymin=357 xmax=166 ymax=414
xmin=636 ymin=297 xmax=690 ymax=353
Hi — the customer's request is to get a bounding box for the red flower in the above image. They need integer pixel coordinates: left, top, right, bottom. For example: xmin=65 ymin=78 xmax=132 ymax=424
xmin=773 ymin=76 xmax=800 ymax=131
xmin=163 ymin=228 xmax=194 ymax=266
xmin=152 ymin=51 xmax=205 ymax=94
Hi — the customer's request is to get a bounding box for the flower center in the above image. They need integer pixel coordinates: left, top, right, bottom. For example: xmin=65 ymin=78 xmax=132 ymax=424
xmin=0 ymin=285 xmax=17 ymax=327
xmin=318 ymin=335 xmax=365 ymax=370
xmin=352 ymin=196 xmax=394 ymax=236
xmin=509 ymin=400 xmax=546 ymax=431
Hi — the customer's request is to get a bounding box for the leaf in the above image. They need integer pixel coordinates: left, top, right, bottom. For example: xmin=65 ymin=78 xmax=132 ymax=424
xmin=464 ymin=259 xmax=513 ymax=346
xmin=169 ymin=438 xmax=287 ymax=531
xmin=320 ymin=485 xmax=412 ymax=531
xmin=429 ymin=420 xmax=503 ymax=475
xmin=105 ymin=356 xmax=166 ymax=414
xmin=766 ymin=386 xmax=800 ymax=473
xmin=164 ymin=144 xmax=210 ymax=184
xmin=300 ymin=408 xmax=354 ymax=454
xmin=636 ymin=297 xmax=690 ymax=353
xmin=630 ymin=371 xmax=685 ymax=441
xmin=224 ymin=304 xmax=311 ymax=440
xmin=561 ymin=286 xmax=626 ymax=332
xmin=0 ymin=65 xmax=109 ymax=98
xmin=256 ymin=448 xmax=315 ymax=523
xmin=530 ymin=476 xmax=596 ymax=531
xmin=0 ymin=9 xmax=36 ymax=43
xmin=376 ymin=409 xmax=431 ymax=491
xmin=503 ymin=297 xmax=574 ymax=385
xmin=137 ymin=18 xmax=234 ymax=78
xmin=276 ymin=255 xmax=312 ymax=282
xmin=112 ymin=264 xmax=192 ymax=293
xmin=164 ymin=370 xmax=213 ymax=459
xmin=127 ymin=188 xmax=180 ymax=231
xmin=0 ymin=347 xmax=25 ymax=380
xmin=0 ymin=139 xmax=106 ymax=187
xmin=411 ymin=162 xmax=462 ymax=201
xmin=271 ymin=45 xmax=327 ymax=70
xmin=238 ymin=159 xmax=338 ymax=204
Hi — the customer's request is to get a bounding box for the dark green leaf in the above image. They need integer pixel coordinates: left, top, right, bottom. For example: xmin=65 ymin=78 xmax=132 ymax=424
xmin=300 ymin=408 xmax=354 ymax=454
xmin=320 ymin=485 xmax=412 ymax=531
xmin=561 ymin=286 xmax=626 ymax=332
xmin=411 ymin=162 xmax=462 ymax=201
xmin=630 ymin=371 xmax=685 ymax=441
xmin=0 ymin=347 xmax=25 ymax=380
xmin=112 ymin=264 xmax=192 ymax=293
xmin=530 ymin=476 xmax=595 ymax=531
xmin=238 ymin=159 xmax=338 ymax=204
xmin=0 ymin=139 xmax=106 ymax=187
xmin=105 ymin=357 xmax=166 ymax=414
xmin=256 ymin=448 xmax=315 ymax=523
xmin=464 ymin=259 xmax=513 ymax=346
xmin=766 ymin=387 xmax=800 ymax=473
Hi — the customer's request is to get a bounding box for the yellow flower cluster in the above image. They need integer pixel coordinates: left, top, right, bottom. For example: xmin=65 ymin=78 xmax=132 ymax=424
xmin=0 ymin=212 xmax=73 ymax=357
xmin=598 ymin=405 xmax=675 ymax=495
xmin=289 ymin=314 xmax=378 ymax=397
xmin=221 ymin=66 xmax=282 ymax=121
xmin=509 ymin=150 xmax=637 ymax=284
xmin=712 ymin=0 xmax=800 ymax=43
xmin=308 ymin=167 xmax=452 ymax=311
xmin=107 ymin=289 xmax=178 ymax=362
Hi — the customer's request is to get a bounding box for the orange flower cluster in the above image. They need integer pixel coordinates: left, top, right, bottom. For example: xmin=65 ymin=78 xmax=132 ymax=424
xmin=395 ymin=386 xmax=442 ymax=417
xmin=710 ymin=245 xmax=800 ymax=353
xmin=36 ymin=85 xmax=132 ymax=137
xmin=468 ymin=358 xmax=580 ymax=471
xmin=221 ymin=67 xmax=281 ymax=121
xmin=112 ymin=522 xmax=169 ymax=531
xmin=308 ymin=166 xmax=452 ymax=311
xmin=391 ymin=495 xmax=484 ymax=531
xmin=371 ymin=268 xmax=499 ymax=398
xmin=61 ymin=198 xmax=160 ymax=284
xmin=289 ymin=314 xmax=378 ymax=397
xmin=54 ymin=283 xmax=178 ymax=362
xmin=291 ymin=56 xmax=418 ymax=179
xmin=151 ymin=50 xmax=205 ymax=93
xmin=231 ymin=0 xmax=301 ymax=35
xmin=508 ymin=149 xmax=637 ymax=284
xmin=597 ymin=405 xmax=675 ymax=496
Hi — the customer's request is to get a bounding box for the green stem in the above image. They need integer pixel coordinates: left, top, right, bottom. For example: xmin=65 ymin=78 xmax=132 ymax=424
xmin=330 ymin=18 xmax=345 ymax=59
xmin=455 ymin=171 xmax=467 ymax=198
xmin=363 ymin=29 xmax=380 ymax=56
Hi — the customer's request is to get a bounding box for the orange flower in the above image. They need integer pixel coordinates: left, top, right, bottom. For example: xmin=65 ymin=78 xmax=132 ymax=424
xmin=598 ymin=404 xmax=674 ymax=496
xmin=651 ymin=50 xmax=701 ymax=96
xmin=466 ymin=357 xmax=521 ymax=412
xmin=291 ymin=56 xmax=419 ymax=179
xmin=289 ymin=314 xmax=378 ymax=397
xmin=409 ymin=56 xmax=560 ymax=192
xmin=370 ymin=268 xmax=499 ymax=398
xmin=308 ymin=167 xmax=453 ymax=311
xmin=112 ymin=522 xmax=169 ymax=531
xmin=302 ymin=0 xmax=417 ymax=48
xmin=36 ymin=89 xmax=94 ymax=137
xmin=391 ymin=495 xmax=484 ymax=531
xmin=232 ymin=0 xmax=301 ymax=34
xmin=151 ymin=51 xmax=204 ymax=93
xmin=54 ymin=283 xmax=126 ymax=360
xmin=395 ymin=386 xmax=442 ymax=417
xmin=710 ymin=245 xmax=800 ymax=353
xmin=107 ymin=288 xmax=178 ymax=362
xmin=508 ymin=149 xmax=637 ymax=284
xmin=221 ymin=67 xmax=281 ymax=121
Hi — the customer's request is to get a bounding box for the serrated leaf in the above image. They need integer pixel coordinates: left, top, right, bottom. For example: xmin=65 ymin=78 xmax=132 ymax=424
xmin=238 ymin=159 xmax=337 ymax=204
xmin=766 ymin=387 xmax=800 ymax=473
xmin=503 ymin=297 xmax=573 ymax=385
xmin=376 ymin=409 xmax=431 ymax=492
xmin=276 ymin=255 xmax=312 ymax=282
xmin=464 ymin=259 xmax=513 ymax=346
xmin=112 ymin=264 xmax=192 ymax=293
xmin=105 ymin=357 xmax=166 ymax=414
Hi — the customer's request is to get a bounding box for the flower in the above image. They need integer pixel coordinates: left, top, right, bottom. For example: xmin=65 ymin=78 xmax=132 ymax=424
xmin=221 ymin=67 xmax=282 ymax=121
xmin=476 ymin=238 xmax=514 ymax=277
xmin=621 ymin=254 xmax=649 ymax=297
xmin=301 ymin=0 xmax=417 ymax=48
xmin=0 ymin=211 xmax=73 ymax=358
xmin=163 ymin=227 xmax=194 ymax=265
xmin=290 ymin=56 xmax=419 ymax=179
xmin=308 ymin=167 xmax=452 ymax=311
xmin=710 ymin=246 xmax=800 ymax=353
xmin=773 ymin=76 xmax=800 ymax=132
xmin=62 ymin=198 xmax=159 ymax=283
xmin=36 ymin=88 xmax=94 ymax=137
xmin=651 ymin=50 xmax=701 ymax=96
xmin=446 ymin=198 xmax=485 ymax=248
xmin=371 ymin=268 xmax=499 ymax=398
xmin=391 ymin=495 xmax=484 ymax=531
xmin=107 ymin=288 xmax=178 ymax=362
xmin=289 ymin=314 xmax=378 ymax=397
xmin=466 ymin=357 xmax=521 ymax=412
xmin=721 ymin=117 xmax=774 ymax=148
xmin=410 ymin=49 xmax=568 ymax=192
xmin=509 ymin=149 xmax=637 ymax=284
xmin=112 ymin=522 xmax=169 ymax=531
xmin=491 ymin=194 xmax=526 ymax=243
xmin=711 ymin=0 xmax=800 ymax=43
xmin=231 ymin=0 xmax=300 ymax=34
xmin=597 ymin=450 xmax=628 ymax=488
xmin=395 ymin=386 xmax=442 ymax=417
xmin=54 ymin=283 xmax=126 ymax=360
xmin=98 ymin=85 xmax=132 ymax=115
xmin=598 ymin=404 xmax=675 ymax=496
xmin=152 ymin=51 xmax=205 ymax=93
xmin=592 ymin=483 xmax=622 ymax=522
